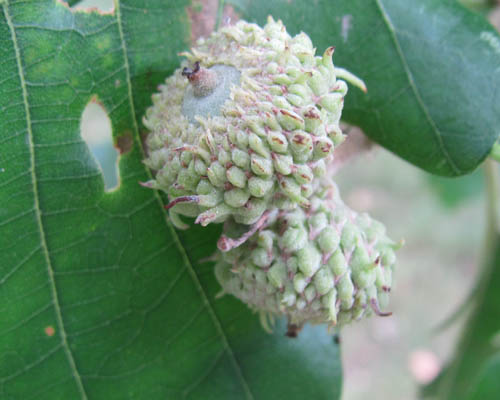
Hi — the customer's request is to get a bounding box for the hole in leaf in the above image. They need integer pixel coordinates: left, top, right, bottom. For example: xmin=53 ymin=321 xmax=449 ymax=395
xmin=80 ymin=101 xmax=120 ymax=191
xmin=69 ymin=0 xmax=114 ymax=12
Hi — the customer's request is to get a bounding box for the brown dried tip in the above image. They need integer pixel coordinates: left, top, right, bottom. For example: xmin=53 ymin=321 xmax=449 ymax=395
xmin=370 ymin=298 xmax=393 ymax=317
xmin=165 ymin=195 xmax=199 ymax=210
xmin=217 ymin=210 xmax=273 ymax=252
xmin=181 ymin=61 xmax=218 ymax=97
xmin=182 ymin=61 xmax=201 ymax=79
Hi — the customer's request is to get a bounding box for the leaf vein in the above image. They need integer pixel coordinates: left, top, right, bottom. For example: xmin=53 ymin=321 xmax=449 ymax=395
xmin=113 ymin=0 xmax=254 ymax=397
xmin=2 ymin=2 xmax=89 ymax=398
xmin=375 ymin=0 xmax=462 ymax=174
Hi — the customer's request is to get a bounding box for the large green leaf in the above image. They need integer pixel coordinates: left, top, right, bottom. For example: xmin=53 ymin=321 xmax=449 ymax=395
xmin=227 ymin=0 xmax=500 ymax=176
xmin=0 ymin=1 xmax=341 ymax=399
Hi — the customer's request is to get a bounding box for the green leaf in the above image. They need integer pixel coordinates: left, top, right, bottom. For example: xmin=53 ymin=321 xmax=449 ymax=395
xmin=467 ymin=353 xmax=500 ymax=400
xmin=227 ymin=0 xmax=500 ymax=176
xmin=0 ymin=1 xmax=341 ymax=399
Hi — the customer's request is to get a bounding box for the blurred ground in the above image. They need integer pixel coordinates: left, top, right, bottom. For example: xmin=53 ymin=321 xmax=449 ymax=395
xmin=334 ymin=145 xmax=484 ymax=400
xmin=76 ymin=0 xmax=492 ymax=399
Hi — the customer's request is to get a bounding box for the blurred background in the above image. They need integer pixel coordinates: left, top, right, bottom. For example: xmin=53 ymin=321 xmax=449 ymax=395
xmin=76 ymin=0 xmax=499 ymax=399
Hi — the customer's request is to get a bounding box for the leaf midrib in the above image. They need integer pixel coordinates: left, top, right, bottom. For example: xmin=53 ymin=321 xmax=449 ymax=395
xmin=374 ymin=0 xmax=462 ymax=175
xmin=113 ymin=1 xmax=254 ymax=398
xmin=2 ymin=1 xmax=89 ymax=398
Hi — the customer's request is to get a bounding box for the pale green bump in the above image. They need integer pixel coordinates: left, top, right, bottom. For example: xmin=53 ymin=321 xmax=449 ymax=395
xmin=322 ymin=289 xmax=337 ymax=322
xmin=268 ymin=260 xmax=287 ymax=288
xmin=180 ymin=150 xmax=193 ymax=165
xmin=235 ymin=198 xmax=267 ymax=225
xmin=252 ymin=247 xmax=272 ymax=268
xmin=301 ymin=184 xmax=313 ymax=198
xmin=231 ymin=148 xmax=250 ymax=169
xmin=350 ymin=244 xmax=371 ymax=273
xmin=177 ymin=166 xmax=199 ymax=191
xmin=249 ymin=132 xmax=270 ymax=157
xmin=318 ymin=226 xmax=340 ymax=253
xmin=272 ymin=153 xmax=293 ymax=175
xmin=267 ymin=131 xmax=288 ymax=153
xmin=352 ymin=269 xmax=376 ymax=289
xmin=218 ymin=148 xmax=231 ymax=165
xmin=290 ymin=132 xmax=313 ymax=161
xmin=312 ymin=159 xmax=327 ymax=177
xmin=337 ymin=274 xmax=355 ymax=309
xmin=254 ymin=269 xmax=267 ymax=285
xmin=248 ymin=176 xmax=274 ymax=197
xmin=207 ymin=161 xmax=227 ymax=187
xmin=274 ymin=74 xmax=293 ymax=86
xmin=293 ymin=164 xmax=314 ymax=184
xmin=308 ymin=70 xmax=327 ymax=96
xmin=314 ymin=268 xmax=334 ymax=295
xmin=194 ymin=158 xmax=207 ymax=175
xmin=310 ymin=212 xmax=328 ymax=231
xmin=250 ymin=154 xmax=273 ymax=177
xmin=226 ymin=166 xmax=247 ymax=188
xmin=281 ymin=227 xmax=307 ymax=252
xmin=293 ymin=273 xmax=308 ymax=293
xmin=280 ymin=177 xmax=309 ymax=206
xmin=313 ymin=136 xmax=334 ymax=160
xmin=273 ymin=96 xmax=292 ymax=110
xmin=287 ymin=256 xmax=299 ymax=274
xmin=296 ymin=298 xmax=307 ymax=311
xmin=288 ymin=83 xmax=310 ymax=99
xmin=257 ymin=230 xmax=275 ymax=251
xmin=198 ymin=190 xmax=222 ymax=207
xmin=282 ymin=283 xmax=297 ymax=306
xmin=224 ymin=188 xmax=250 ymax=208
xmin=381 ymin=247 xmax=396 ymax=266
xmin=196 ymin=179 xmax=214 ymax=195
xmin=340 ymin=222 xmax=358 ymax=251
xmin=297 ymin=245 xmax=321 ymax=277
xmin=277 ymin=109 xmax=305 ymax=131
xmin=265 ymin=282 xmax=276 ymax=295
xmin=236 ymin=129 xmax=249 ymax=149
xmin=304 ymin=108 xmax=322 ymax=133
xmin=304 ymin=285 xmax=316 ymax=303
xmin=287 ymin=94 xmax=304 ymax=107
xmin=320 ymin=92 xmax=343 ymax=113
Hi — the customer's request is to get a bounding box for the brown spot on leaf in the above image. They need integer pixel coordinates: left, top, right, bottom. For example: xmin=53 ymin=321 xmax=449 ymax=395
xmin=116 ymin=131 xmax=133 ymax=154
xmin=44 ymin=326 xmax=55 ymax=337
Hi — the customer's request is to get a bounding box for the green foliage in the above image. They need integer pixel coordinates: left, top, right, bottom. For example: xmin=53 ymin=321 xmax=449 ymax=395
xmin=1 ymin=0 xmax=500 ymax=399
